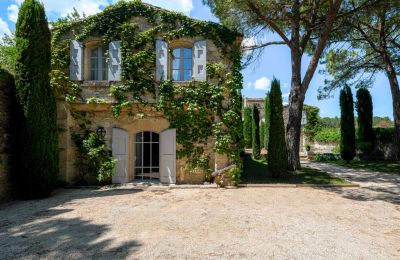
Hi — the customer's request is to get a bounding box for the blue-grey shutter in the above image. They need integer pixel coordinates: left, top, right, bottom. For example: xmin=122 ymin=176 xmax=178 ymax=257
xmin=108 ymin=41 xmax=121 ymax=81
xmin=70 ymin=40 xmax=83 ymax=81
xmin=156 ymin=40 xmax=168 ymax=81
xmin=193 ymin=40 xmax=207 ymax=81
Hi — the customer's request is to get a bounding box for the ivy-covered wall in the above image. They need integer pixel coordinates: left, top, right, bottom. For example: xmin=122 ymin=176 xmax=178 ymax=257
xmin=51 ymin=1 xmax=243 ymax=184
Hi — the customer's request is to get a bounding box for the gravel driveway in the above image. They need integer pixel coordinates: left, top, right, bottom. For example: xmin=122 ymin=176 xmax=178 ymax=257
xmin=0 ymin=185 xmax=399 ymax=259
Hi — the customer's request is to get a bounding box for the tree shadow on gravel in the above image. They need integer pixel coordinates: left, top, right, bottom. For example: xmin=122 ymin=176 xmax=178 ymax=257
xmin=0 ymin=188 xmax=144 ymax=259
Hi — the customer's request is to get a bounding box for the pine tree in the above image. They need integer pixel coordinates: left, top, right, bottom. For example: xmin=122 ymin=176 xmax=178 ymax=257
xmin=260 ymin=121 xmax=265 ymax=149
xmin=264 ymin=92 xmax=270 ymax=149
xmin=340 ymin=85 xmax=356 ymax=162
xmin=14 ymin=0 xmax=59 ymax=198
xmin=243 ymin=106 xmax=252 ymax=148
xmin=252 ymin=105 xmax=261 ymax=159
xmin=356 ymin=88 xmax=374 ymax=157
xmin=268 ymin=79 xmax=287 ymax=177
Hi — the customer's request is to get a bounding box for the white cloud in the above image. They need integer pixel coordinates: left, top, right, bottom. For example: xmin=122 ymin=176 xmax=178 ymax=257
xmin=0 ymin=17 xmax=11 ymax=37
xmin=282 ymin=92 xmax=290 ymax=99
xmin=254 ymin=76 xmax=271 ymax=91
xmin=241 ymin=36 xmax=256 ymax=48
xmin=7 ymin=4 xmax=19 ymax=23
xmin=245 ymin=82 xmax=252 ymax=89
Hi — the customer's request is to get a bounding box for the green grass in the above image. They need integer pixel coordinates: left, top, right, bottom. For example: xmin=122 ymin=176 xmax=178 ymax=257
xmin=242 ymin=155 xmax=348 ymax=185
xmin=322 ymin=160 xmax=400 ymax=175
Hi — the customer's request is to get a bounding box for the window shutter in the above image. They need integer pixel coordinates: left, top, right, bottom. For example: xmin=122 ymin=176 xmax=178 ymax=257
xmin=193 ymin=40 xmax=207 ymax=81
xmin=70 ymin=40 xmax=83 ymax=81
xmin=108 ymin=41 xmax=121 ymax=81
xmin=156 ymin=39 xmax=168 ymax=81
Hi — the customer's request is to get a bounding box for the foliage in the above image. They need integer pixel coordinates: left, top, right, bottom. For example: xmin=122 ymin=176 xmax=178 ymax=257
xmin=243 ymin=106 xmax=252 ymax=148
xmin=314 ymin=153 xmax=341 ymax=162
xmin=251 ymin=104 xmax=261 ymax=159
xmin=340 ymin=85 xmax=356 ymax=162
xmin=0 ymin=68 xmax=24 ymax=196
xmin=51 ymin=1 xmax=244 ymax=174
xmin=356 ymin=88 xmax=374 ymax=156
xmin=314 ymin=129 xmax=341 ymax=143
xmin=320 ymin=117 xmax=341 ymax=129
xmin=304 ymin=105 xmax=321 ymax=141
xmin=14 ymin=0 xmax=59 ymax=199
xmin=374 ymin=127 xmax=395 ymax=145
xmin=268 ymin=78 xmax=287 ymax=177
xmin=264 ymin=93 xmax=270 ymax=149
xmin=260 ymin=120 xmax=265 ymax=149
xmin=0 ymin=34 xmax=17 ymax=75
xmin=72 ymin=132 xmax=115 ymax=184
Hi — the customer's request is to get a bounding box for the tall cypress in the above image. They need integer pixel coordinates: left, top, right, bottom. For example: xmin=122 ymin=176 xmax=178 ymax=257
xmin=340 ymin=85 xmax=356 ymax=162
xmin=243 ymin=106 xmax=252 ymax=148
xmin=268 ymin=79 xmax=287 ymax=177
xmin=260 ymin=121 xmax=265 ymax=149
xmin=264 ymin=92 xmax=270 ymax=149
xmin=356 ymin=88 xmax=374 ymax=156
xmin=252 ymin=105 xmax=261 ymax=159
xmin=15 ymin=0 xmax=58 ymax=198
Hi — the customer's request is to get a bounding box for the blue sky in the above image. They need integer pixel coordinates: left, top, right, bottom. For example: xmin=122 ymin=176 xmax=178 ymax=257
xmin=0 ymin=0 xmax=394 ymax=119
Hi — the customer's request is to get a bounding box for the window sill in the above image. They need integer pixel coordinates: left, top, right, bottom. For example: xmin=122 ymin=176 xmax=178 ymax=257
xmin=81 ymin=80 xmax=110 ymax=87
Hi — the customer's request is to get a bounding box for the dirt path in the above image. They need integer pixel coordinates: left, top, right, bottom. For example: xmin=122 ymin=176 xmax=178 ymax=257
xmin=306 ymin=161 xmax=400 ymax=204
xmin=0 ymin=186 xmax=399 ymax=259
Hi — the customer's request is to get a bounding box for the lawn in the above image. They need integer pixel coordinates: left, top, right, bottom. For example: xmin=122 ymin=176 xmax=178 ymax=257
xmin=242 ymin=155 xmax=348 ymax=185
xmin=322 ymin=160 xmax=400 ymax=175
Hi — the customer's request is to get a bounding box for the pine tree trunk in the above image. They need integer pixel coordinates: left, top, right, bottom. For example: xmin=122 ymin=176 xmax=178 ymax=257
xmin=383 ymin=62 xmax=400 ymax=161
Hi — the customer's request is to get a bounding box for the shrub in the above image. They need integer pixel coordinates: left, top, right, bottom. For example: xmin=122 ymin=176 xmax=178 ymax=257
xmin=340 ymin=85 xmax=356 ymax=162
xmin=268 ymin=78 xmax=287 ymax=177
xmin=72 ymin=132 xmax=115 ymax=184
xmin=314 ymin=153 xmax=341 ymax=162
xmin=356 ymin=88 xmax=374 ymax=156
xmin=252 ymin=104 xmax=261 ymax=159
xmin=264 ymin=93 xmax=270 ymax=149
xmin=314 ymin=129 xmax=341 ymax=143
xmin=243 ymin=106 xmax=252 ymax=148
xmin=14 ymin=0 xmax=59 ymax=198
xmin=304 ymin=105 xmax=321 ymax=141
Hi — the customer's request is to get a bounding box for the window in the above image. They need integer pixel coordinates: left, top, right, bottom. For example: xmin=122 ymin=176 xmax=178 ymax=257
xmin=171 ymin=47 xmax=192 ymax=81
xmin=89 ymin=46 xmax=108 ymax=80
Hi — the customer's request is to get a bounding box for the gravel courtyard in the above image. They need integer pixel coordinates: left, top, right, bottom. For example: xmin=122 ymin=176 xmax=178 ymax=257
xmin=0 ymin=185 xmax=399 ymax=259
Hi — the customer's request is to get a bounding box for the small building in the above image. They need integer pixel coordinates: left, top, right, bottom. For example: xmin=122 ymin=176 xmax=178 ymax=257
xmin=52 ymin=2 xmax=243 ymax=185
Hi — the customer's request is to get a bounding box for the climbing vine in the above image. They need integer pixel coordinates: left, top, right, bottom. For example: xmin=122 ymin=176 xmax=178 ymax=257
xmin=51 ymin=0 xmax=243 ymax=182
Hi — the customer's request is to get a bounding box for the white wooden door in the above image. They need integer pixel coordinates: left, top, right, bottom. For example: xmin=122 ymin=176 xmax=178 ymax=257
xmin=112 ymin=128 xmax=129 ymax=183
xmin=160 ymin=129 xmax=176 ymax=184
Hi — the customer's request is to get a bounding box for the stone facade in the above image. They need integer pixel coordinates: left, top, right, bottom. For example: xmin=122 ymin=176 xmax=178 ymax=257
xmin=57 ymin=11 xmax=237 ymax=185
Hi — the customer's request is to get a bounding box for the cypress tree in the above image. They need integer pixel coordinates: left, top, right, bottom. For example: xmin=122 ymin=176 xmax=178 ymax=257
xmin=264 ymin=92 xmax=270 ymax=149
xmin=252 ymin=105 xmax=261 ymax=159
xmin=340 ymin=85 xmax=356 ymax=162
xmin=356 ymin=88 xmax=374 ymax=156
xmin=15 ymin=0 xmax=58 ymax=198
xmin=268 ymin=79 xmax=287 ymax=177
xmin=243 ymin=106 xmax=252 ymax=148
xmin=260 ymin=121 xmax=265 ymax=149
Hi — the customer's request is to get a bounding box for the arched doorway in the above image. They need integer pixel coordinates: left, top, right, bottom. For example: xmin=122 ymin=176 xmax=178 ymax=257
xmin=134 ymin=131 xmax=160 ymax=180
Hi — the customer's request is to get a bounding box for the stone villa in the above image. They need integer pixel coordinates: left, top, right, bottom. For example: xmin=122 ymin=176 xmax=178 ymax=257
xmin=54 ymin=2 xmax=243 ymax=185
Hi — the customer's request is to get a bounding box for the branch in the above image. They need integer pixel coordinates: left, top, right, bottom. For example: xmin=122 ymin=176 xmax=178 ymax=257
xmin=241 ymin=41 xmax=287 ymax=51
xmin=247 ymin=1 xmax=291 ymax=46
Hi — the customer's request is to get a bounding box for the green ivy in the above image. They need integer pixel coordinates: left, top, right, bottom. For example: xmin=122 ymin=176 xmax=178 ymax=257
xmin=51 ymin=0 xmax=243 ymax=178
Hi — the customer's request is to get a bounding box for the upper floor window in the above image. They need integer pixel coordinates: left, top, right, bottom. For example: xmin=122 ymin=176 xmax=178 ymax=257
xmin=171 ymin=47 xmax=192 ymax=81
xmin=89 ymin=46 xmax=108 ymax=81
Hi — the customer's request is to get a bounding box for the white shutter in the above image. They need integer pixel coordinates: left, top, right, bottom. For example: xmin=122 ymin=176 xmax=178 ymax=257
xmin=160 ymin=128 xmax=176 ymax=184
xmin=193 ymin=40 xmax=207 ymax=81
xmin=108 ymin=41 xmax=121 ymax=81
xmin=156 ymin=39 xmax=168 ymax=81
xmin=112 ymin=128 xmax=129 ymax=183
xmin=70 ymin=40 xmax=84 ymax=81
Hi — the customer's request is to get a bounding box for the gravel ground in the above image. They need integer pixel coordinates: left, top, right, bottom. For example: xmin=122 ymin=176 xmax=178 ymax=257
xmin=0 ymin=186 xmax=399 ymax=260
